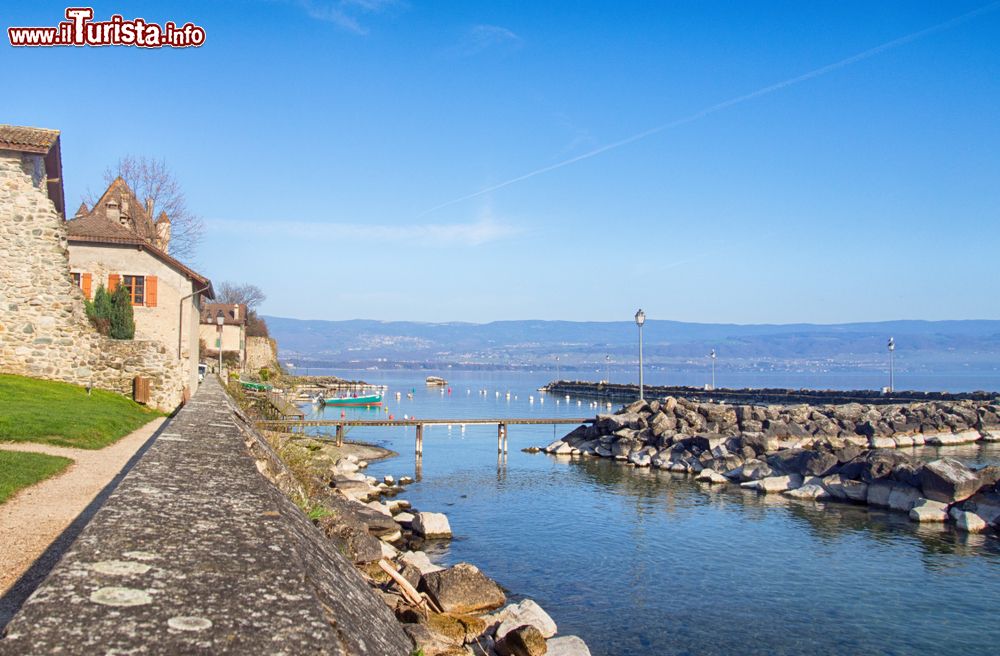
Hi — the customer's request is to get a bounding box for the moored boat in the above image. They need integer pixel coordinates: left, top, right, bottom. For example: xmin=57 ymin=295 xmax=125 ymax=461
xmin=322 ymin=393 xmax=383 ymax=407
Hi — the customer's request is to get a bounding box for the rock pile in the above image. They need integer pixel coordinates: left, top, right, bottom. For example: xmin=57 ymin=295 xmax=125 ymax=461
xmin=543 ymin=397 xmax=1000 ymax=534
xmin=306 ymin=453 xmax=590 ymax=655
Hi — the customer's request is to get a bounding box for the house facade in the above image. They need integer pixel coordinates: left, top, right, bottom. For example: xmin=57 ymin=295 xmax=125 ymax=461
xmin=198 ymin=303 xmax=248 ymax=369
xmin=65 ymin=180 xmax=213 ymax=392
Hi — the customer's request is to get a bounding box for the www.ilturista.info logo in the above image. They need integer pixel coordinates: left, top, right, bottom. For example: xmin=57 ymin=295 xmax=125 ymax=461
xmin=8 ymin=7 xmax=206 ymax=48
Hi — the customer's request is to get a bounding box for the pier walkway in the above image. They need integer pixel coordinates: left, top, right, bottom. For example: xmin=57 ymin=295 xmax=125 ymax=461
xmin=256 ymin=417 xmax=593 ymax=454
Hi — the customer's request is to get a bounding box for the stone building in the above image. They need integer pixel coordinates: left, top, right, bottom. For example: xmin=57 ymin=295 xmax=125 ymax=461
xmin=66 ymin=180 xmax=213 ymax=392
xmin=199 ymin=303 xmax=247 ymax=369
xmin=0 ymin=124 xmax=205 ymax=409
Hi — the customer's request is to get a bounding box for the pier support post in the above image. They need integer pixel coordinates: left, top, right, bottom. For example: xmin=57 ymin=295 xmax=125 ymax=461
xmin=336 ymin=423 xmax=344 ymax=447
xmin=415 ymin=424 xmax=424 ymax=456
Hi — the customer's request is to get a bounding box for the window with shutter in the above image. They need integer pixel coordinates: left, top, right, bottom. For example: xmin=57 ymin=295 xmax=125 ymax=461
xmin=145 ymin=276 xmax=158 ymax=307
xmin=108 ymin=274 xmax=121 ymax=291
xmin=82 ymin=273 xmax=92 ymax=299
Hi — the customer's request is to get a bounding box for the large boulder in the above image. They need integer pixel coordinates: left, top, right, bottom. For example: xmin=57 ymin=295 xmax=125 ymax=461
xmin=961 ymin=492 xmax=1000 ymax=525
xmin=546 ymin=636 xmax=591 ymax=656
xmin=822 ymin=475 xmax=868 ymax=502
xmin=920 ymin=458 xmax=982 ymax=504
xmin=949 ymin=508 xmax=988 ymax=533
xmin=496 ymin=625 xmax=548 ymax=656
xmin=421 ymin=563 xmax=506 ymax=614
xmin=860 ymin=451 xmax=914 ymax=483
xmin=494 ymin=599 xmax=557 ymax=640
xmin=412 ymin=512 xmax=453 ymax=538
xmin=909 ymin=499 xmax=949 ymax=523
xmin=741 ymin=474 xmax=803 ymax=494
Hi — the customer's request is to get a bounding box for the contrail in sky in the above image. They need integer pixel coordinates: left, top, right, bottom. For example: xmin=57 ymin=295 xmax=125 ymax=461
xmin=419 ymin=2 xmax=1000 ymax=216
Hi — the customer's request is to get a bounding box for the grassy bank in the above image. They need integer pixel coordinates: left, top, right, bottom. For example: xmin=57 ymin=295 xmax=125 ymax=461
xmin=0 ymin=374 xmax=163 ymax=449
xmin=0 ymin=450 xmax=73 ymax=504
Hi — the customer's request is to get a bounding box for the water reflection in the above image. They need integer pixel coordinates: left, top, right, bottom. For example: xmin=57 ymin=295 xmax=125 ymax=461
xmin=563 ymin=455 xmax=1000 ymax=565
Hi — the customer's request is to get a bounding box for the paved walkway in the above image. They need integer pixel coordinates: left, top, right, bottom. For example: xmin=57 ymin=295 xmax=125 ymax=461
xmin=0 ymin=417 xmax=166 ymax=597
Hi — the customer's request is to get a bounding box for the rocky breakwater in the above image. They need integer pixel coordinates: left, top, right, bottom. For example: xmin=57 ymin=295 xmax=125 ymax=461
xmin=541 ymin=397 xmax=1000 ymax=534
xmin=276 ymin=436 xmax=592 ymax=656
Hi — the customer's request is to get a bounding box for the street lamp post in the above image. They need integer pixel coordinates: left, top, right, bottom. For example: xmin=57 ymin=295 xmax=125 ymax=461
xmin=888 ymin=337 xmax=895 ymax=393
xmin=710 ymin=349 xmax=716 ymax=390
xmin=216 ymin=310 xmax=225 ymax=376
xmin=635 ymin=308 xmax=645 ymax=401
xmin=555 ymin=355 xmax=560 ymax=382
xmin=606 ymin=354 xmax=611 ymax=385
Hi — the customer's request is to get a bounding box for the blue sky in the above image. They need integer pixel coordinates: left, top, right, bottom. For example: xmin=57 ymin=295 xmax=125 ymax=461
xmin=4 ymin=1 xmax=999 ymax=323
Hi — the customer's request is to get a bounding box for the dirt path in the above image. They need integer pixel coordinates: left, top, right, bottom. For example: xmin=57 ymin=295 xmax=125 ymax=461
xmin=0 ymin=417 xmax=166 ymax=596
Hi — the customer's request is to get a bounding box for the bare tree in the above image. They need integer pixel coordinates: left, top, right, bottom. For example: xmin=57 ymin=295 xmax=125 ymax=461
xmin=85 ymin=155 xmax=204 ymax=262
xmin=216 ymin=281 xmax=269 ymax=337
xmin=216 ymin=282 xmax=266 ymax=310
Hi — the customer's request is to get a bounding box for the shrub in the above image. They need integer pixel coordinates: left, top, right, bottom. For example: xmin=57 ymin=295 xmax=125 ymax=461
xmin=109 ymin=284 xmax=135 ymax=339
xmin=259 ymin=367 xmax=271 ymax=382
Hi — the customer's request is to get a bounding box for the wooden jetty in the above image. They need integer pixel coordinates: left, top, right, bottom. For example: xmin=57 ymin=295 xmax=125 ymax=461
xmin=255 ymin=417 xmax=593 ymax=454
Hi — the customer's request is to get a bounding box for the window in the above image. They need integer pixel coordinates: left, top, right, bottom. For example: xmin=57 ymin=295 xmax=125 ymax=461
xmin=71 ymin=272 xmax=81 ymax=287
xmin=122 ymin=275 xmax=145 ymax=306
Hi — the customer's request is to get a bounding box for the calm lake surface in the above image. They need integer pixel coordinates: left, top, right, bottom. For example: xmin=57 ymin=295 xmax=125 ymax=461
xmin=303 ymin=370 xmax=1000 ymax=656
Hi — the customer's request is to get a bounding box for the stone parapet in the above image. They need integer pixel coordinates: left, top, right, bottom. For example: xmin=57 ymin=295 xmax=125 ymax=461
xmin=0 ymin=378 xmax=413 ymax=655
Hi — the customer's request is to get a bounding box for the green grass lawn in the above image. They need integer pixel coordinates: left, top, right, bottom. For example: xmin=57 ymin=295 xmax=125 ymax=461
xmin=0 ymin=374 xmax=164 ymax=449
xmin=0 ymin=450 xmax=73 ymax=504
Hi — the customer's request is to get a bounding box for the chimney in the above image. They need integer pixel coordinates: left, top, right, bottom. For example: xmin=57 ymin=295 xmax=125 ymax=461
xmin=232 ymin=305 xmax=239 ymax=321
xmin=145 ymin=197 xmax=154 ymax=219
xmin=155 ymin=211 xmax=171 ymax=253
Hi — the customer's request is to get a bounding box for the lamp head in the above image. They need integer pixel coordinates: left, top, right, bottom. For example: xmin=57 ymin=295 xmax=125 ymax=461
xmin=888 ymin=337 xmax=895 ymax=352
xmin=710 ymin=349 xmax=716 ymax=359
xmin=216 ymin=309 xmax=224 ymax=326
xmin=634 ymin=308 xmax=645 ymax=327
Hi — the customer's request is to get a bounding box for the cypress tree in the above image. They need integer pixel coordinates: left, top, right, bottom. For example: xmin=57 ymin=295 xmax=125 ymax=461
xmin=87 ymin=284 xmax=113 ymax=335
xmin=109 ymin=284 xmax=135 ymax=339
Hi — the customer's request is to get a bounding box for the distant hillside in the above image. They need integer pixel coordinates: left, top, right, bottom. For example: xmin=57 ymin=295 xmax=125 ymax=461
xmin=264 ymin=317 xmax=1000 ymax=372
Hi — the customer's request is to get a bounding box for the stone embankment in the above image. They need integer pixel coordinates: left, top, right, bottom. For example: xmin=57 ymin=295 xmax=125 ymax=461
xmin=281 ymin=430 xmax=592 ymax=656
xmin=547 ymin=380 xmax=998 ymax=406
xmin=541 ymin=396 xmax=1000 ymax=533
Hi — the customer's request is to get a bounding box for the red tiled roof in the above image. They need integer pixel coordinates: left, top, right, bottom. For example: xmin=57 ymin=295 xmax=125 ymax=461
xmin=0 ymin=124 xmax=60 ymax=154
xmin=200 ymin=303 xmax=248 ymax=326
xmin=84 ymin=177 xmax=158 ymax=242
xmin=66 ymin=214 xmax=214 ymax=297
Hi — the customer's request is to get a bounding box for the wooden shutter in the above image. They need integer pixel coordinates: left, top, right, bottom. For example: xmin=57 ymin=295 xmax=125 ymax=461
xmin=108 ymin=274 xmax=121 ymax=291
xmin=146 ymin=275 xmax=158 ymax=307
xmin=81 ymin=273 xmax=92 ymax=299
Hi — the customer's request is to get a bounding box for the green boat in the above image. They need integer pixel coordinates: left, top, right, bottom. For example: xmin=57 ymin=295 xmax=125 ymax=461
xmin=240 ymin=380 xmax=273 ymax=392
xmin=322 ymin=393 xmax=383 ymax=407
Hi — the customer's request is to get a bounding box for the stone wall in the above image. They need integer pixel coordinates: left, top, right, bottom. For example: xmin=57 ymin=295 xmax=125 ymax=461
xmin=0 ymin=150 xmax=186 ymax=410
xmin=245 ymin=335 xmax=278 ymax=373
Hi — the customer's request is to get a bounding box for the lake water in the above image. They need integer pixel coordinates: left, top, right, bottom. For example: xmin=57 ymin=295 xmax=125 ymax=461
xmin=303 ymin=370 xmax=1000 ymax=656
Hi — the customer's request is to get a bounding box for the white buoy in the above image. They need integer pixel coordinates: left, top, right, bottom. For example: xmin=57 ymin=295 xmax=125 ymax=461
xmin=529 ymin=396 xmax=534 ymax=403
xmin=460 ymin=424 xmax=466 ymax=433
xmin=577 ymin=400 xmax=582 ymax=406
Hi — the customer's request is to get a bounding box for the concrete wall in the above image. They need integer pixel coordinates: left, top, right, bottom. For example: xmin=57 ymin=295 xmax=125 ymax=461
xmin=0 ymin=150 xmax=187 ymax=410
xmin=68 ymin=243 xmax=202 ymax=391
